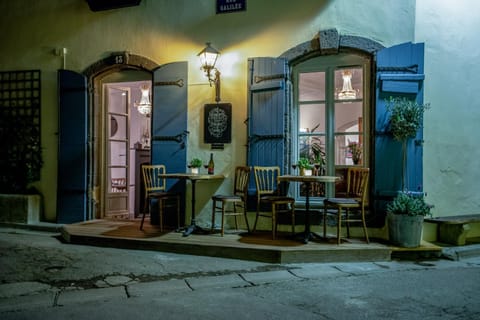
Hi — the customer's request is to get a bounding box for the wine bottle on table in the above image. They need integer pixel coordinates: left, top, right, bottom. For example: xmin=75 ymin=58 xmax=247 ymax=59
xmin=207 ymin=153 xmax=214 ymax=175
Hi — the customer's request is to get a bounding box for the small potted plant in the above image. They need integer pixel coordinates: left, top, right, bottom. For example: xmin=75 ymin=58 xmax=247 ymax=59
xmin=188 ymin=158 xmax=202 ymax=174
xmin=386 ymin=191 xmax=432 ymax=248
xmin=296 ymin=157 xmax=312 ymax=176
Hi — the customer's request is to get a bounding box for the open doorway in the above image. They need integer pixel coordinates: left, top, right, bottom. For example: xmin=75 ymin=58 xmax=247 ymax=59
xmin=92 ymin=69 xmax=152 ymax=220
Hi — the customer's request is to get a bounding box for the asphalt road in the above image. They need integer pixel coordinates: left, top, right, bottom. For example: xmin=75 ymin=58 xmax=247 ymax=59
xmin=1 ymin=227 xmax=479 ymax=319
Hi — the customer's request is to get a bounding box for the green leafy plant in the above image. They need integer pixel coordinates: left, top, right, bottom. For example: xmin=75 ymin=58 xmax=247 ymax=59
xmin=386 ymin=192 xmax=432 ymax=217
xmin=297 ymin=157 xmax=312 ymax=169
xmin=386 ymin=97 xmax=430 ymax=141
xmin=386 ymin=97 xmax=430 ymax=190
xmin=299 ymin=124 xmax=326 ymax=166
xmin=189 ymin=158 xmax=203 ymax=168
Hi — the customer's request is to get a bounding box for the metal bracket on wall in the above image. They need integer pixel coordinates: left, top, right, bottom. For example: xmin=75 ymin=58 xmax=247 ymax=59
xmin=254 ymin=74 xmax=285 ymax=83
xmin=248 ymin=134 xmax=284 ymax=143
xmin=154 ymin=79 xmax=184 ymax=87
xmin=152 ymin=130 xmax=189 ymax=149
xmin=377 ymin=64 xmax=418 ymax=73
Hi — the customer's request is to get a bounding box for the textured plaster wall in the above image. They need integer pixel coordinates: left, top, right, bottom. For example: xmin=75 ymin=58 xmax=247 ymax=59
xmin=0 ymin=0 xmax=416 ymax=223
xmin=415 ymin=0 xmax=480 ymax=217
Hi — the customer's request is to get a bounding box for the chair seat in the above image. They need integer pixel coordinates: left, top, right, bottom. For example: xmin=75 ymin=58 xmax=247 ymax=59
xmin=324 ymin=198 xmax=359 ymax=205
xmin=148 ymin=191 xmax=178 ymax=198
xmin=261 ymin=196 xmax=295 ymax=203
xmin=212 ymin=194 xmax=242 ymax=201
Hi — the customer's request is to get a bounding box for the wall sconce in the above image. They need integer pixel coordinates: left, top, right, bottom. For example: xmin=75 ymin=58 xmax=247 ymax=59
xmin=135 ymin=84 xmax=152 ymax=116
xmin=198 ymin=42 xmax=221 ymax=102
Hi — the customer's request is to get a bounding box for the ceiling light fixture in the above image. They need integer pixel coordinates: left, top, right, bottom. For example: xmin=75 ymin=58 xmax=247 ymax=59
xmin=135 ymin=84 xmax=152 ymax=116
xmin=338 ymin=70 xmax=357 ymax=100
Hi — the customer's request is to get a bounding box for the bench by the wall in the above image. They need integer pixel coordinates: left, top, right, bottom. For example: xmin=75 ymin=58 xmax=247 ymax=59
xmin=425 ymin=214 xmax=480 ymax=245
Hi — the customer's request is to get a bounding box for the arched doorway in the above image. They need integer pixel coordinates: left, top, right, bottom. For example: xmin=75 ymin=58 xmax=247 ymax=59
xmin=84 ymin=52 xmax=158 ymax=220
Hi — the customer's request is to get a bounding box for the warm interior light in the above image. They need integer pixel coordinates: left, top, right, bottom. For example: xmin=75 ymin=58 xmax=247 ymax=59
xmin=135 ymin=84 xmax=151 ymax=116
xmin=198 ymin=42 xmax=222 ymax=102
xmin=338 ymin=70 xmax=357 ymax=100
xmin=198 ymin=42 xmax=220 ymax=79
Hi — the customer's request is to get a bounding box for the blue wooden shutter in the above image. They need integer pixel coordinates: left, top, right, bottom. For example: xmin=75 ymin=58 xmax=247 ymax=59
xmin=152 ymin=61 xmax=188 ymax=219
xmin=57 ymin=70 xmax=88 ymax=223
xmin=247 ymin=57 xmax=289 ymax=194
xmin=374 ymin=42 xmax=425 ymax=214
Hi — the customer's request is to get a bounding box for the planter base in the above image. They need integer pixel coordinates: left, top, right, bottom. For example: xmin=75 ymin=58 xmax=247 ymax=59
xmin=387 ymin=213 xmax=424 ymax=248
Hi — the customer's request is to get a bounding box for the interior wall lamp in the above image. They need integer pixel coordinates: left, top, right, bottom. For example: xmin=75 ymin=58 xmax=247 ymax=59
xmin=198 ymin=42 xmax=221 ymax=102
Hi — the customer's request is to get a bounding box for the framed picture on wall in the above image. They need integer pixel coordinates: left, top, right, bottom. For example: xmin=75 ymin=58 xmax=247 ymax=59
xmin=204 ymin=103 xmax=232 ymax=144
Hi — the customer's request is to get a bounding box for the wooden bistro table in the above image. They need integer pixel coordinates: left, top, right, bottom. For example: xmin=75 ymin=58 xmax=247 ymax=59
xmin=158 ymin=173 xmax=225 ymax=237
xmin=278 ymin=175 xmax=339 ymax=244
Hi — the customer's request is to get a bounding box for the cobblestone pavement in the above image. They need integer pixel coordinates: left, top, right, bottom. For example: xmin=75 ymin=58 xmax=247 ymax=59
xmin=1 ymin=227 xmax=480 ymax=319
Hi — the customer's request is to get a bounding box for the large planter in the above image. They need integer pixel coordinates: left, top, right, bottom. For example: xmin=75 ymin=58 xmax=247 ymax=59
xmin=387 ymin=212 xmax=424 ymax=248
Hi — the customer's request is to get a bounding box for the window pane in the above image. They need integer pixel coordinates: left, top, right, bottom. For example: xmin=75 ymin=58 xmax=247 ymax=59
xmin=335 ymin=67 xmax=363 ymax=100
xmin=335 ymin=102 xmax=362 ymax=132
xmin=299 ymin=72 xmax=325 ymax=101
xmin=299 ymin=103 xmax=325 ymax=133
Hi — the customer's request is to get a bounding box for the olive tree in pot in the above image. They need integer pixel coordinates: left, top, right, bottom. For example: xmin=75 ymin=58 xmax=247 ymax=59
xmin=385 ymin=97 xmax=431 ymax=247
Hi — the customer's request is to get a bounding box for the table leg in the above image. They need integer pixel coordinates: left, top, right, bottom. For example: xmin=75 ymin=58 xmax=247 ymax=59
xmin=182 ymin=179 xmax=205 ymax=236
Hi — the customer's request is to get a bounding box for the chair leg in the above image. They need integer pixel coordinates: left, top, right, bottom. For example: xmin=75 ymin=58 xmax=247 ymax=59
xmin=362 ymin=208 xmax=370 ymax=244
xmin=211 ymin=200 xmax=216 ymax=233
xmin=291 ymin=205 xmax=295 ymax=236
xmin=159 ymin=198 xmax=164 ymax=232
xmin=323 ymin=206 xmax=327 ymax=238
xmin=233 ymin=203 xmax=239 ymax=230
xmin=175 ymin=196 xmax=180 ymax=230
xmin=271 ymin=205 xmax=276 ymax=240
xmin=243 ymin=204 xmax=250 ymax=233
xmin=337 ymin=207 xmax=342 ymax=245
xmin=140 ymin=211 xmax=146 ymax=230
xmin=221 ymin=202 xmax=226 ymax=236
xmin=346 ymin=208 xmax=350 ymax=238
xmin=252 ymin=209 xmax=260 ymax=233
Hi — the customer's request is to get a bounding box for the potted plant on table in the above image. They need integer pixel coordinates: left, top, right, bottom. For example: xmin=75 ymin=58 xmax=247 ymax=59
xmin=188 ymin=158 xmax=202 ymax=174
xmin=385 ymin=96 xmax=431 ymax=247
xmin=296 ymin=157 xmax=312 ymax=176
xmin=386 ymin=192 xmax=432 ymax=247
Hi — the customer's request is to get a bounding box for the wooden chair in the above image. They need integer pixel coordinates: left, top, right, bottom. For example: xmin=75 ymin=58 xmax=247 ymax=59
xmin=323 ymin=167 xmax=370 ymax=244
xmin=252 ymin=166 xmax=296 ymax=239
xmin=140 ymin=164 xmax=180 ymax=231
xmin=211 ymin=166 xmax=251 ymax=236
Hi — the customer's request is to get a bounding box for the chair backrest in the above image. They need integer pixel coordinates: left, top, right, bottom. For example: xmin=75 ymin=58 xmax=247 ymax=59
xmin=233 ymin=166 xmax=251 ymax=199
xmin=346 ymin=167 xmax=370 ymax=204
xmin=142 ymin=164 xmax=167 ymax=194
xmin=253 ymin=166 xmax=280 ymax=198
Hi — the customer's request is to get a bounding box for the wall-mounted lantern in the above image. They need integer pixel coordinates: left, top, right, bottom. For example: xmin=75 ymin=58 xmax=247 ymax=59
xmin=198 ymin=42 xmax=221 ymax=102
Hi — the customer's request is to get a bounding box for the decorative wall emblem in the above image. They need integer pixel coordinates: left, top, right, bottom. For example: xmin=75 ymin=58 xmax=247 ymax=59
xmin=204 ymin=103 xmax=231 ymax=144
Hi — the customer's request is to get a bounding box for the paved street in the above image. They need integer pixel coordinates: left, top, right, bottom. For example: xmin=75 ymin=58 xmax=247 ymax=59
xmin=1 ymin=227 xmax=480 ymax=319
